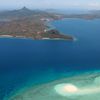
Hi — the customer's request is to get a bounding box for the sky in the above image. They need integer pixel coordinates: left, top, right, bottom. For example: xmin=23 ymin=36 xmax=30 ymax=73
xmin=0 ymin=0 xmax=100 ymax=10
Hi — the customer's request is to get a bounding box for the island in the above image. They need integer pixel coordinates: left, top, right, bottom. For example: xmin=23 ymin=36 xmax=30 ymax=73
xmin=0 ymin=7 xmax=100 ymax=40
xmin=0 ymin=7 xmax=74 ymax=40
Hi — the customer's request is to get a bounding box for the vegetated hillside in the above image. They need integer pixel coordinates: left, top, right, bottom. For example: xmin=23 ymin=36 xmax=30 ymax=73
xmin=0 ymin=7 xmax=73 ymax=40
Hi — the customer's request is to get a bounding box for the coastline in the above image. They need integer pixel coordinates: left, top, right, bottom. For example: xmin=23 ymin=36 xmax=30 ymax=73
xmin=0 ymin=33 xmax=75 ymax=41
xmin=0 ymin=18 xmax=75 ymax=41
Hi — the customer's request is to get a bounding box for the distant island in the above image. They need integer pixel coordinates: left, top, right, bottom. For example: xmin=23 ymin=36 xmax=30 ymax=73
xmin=56 ymin=9 xmax=100 ymax=20
xmin=0 ymin=7 xmax=74 ymax=40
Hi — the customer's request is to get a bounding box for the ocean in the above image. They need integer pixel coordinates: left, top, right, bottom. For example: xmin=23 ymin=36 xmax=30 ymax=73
xmin=0 ymin=18 xmax=100 ymax=100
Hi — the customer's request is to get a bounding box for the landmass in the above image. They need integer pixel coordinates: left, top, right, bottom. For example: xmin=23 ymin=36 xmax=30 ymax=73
xmin=0 ymin=7 xmax=99 ymax=40
xmin=0 ymin=7 xmax=74 ymax=40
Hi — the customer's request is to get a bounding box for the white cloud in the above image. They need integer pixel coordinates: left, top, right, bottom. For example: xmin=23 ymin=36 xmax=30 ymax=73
xmin=88 ymin=2 xmax=100 ymax=8
xmin=0 ymin=0 xmax=100 ymax=10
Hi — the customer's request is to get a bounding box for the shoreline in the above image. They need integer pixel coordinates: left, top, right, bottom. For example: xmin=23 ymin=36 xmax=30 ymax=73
xmin=0 ymin=34 xmax=75 ymax=41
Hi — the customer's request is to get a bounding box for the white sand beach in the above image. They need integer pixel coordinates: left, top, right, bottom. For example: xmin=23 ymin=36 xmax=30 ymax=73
xmin=0 ymin=35 xmax=13 ymax=38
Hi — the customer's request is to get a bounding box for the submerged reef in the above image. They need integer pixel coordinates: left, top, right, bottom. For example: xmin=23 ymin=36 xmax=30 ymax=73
xmin=7 ymin=71 xmax=100 ymax=100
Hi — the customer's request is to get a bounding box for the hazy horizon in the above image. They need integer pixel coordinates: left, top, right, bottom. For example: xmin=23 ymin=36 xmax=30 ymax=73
xmin=0 ymin=0 xmax=100 ymax=11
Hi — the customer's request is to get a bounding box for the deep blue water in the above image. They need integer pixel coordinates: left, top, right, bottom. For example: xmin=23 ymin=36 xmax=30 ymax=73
xmin=0 ymin=18 xmax=100 ymax=99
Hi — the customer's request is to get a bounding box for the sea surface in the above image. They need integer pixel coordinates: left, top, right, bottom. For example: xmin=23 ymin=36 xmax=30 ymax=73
xmin=0 ymin=18 xmax=100 ymax=100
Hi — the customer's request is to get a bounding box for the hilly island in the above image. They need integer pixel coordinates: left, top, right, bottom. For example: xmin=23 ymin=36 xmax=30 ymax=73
xmin=0 ymin=7 xmax=74 ymax=40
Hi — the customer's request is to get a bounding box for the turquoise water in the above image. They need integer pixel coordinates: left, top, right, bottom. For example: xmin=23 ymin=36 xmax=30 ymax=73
xmin=0 ymin=18 xmax=100 ymax=100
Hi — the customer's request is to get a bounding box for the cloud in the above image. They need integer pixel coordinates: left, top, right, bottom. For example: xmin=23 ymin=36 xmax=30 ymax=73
xmin=0 ymin=0 xmax=100 ymax=10
xmin=88 ymin=2 xmax=100 ymax=8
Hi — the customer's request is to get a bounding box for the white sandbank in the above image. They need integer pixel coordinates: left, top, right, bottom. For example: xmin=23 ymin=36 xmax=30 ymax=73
xmin=54 ymin=82 xmax=100 ymax=97
xmin=54 ymin=83 xmax=78 ymax=96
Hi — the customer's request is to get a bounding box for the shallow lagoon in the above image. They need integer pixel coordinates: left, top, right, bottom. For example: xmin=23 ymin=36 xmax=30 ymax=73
xmin=8 ymin=71 xmax=100 ymax=100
